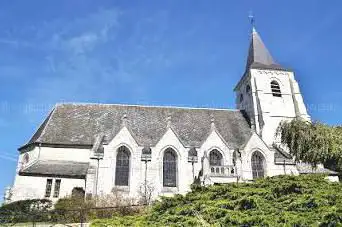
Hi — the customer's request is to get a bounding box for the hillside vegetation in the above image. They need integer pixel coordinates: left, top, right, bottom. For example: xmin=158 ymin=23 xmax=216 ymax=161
xmin=91 ymin=174 xmax=342 ymax=226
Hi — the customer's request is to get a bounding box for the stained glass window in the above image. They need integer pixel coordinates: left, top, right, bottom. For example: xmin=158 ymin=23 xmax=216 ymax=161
xmin=115 ymin=146 xmax=130 ymax=186
xmin=163 ymin=148 xmax=177 ymax=187
xmin=251 ymin=151 xmax=265 ymax=179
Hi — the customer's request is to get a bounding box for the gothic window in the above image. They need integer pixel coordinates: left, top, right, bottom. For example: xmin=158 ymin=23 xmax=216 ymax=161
xmin=115 ymin=146 xmax=130 ymax=186
xmin=163 ymin=148 xmax=177 ymax=187
xmin=240 ymin=94 xmax=244 ymax=103
xmin=209 ymin=149 xmax=223 ymax=166
xmin=270 ymin=81 xmax=282 ymax=97
xmin=251 ymin=151 xmax=265 ymax=179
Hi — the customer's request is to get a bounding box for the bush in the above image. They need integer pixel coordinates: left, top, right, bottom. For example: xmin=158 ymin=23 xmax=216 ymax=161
xmin=0 ymin=199 xmax=52 ymax=223
xmin=53 ymin=196 xmax=94 ymax=223
xmin=91 ymin=174 xmax=342 ymax=226
xmin=95 ymin=187 xmax=140 ymax=217
xmin=53 ymin=189 xmax=143 ymax=223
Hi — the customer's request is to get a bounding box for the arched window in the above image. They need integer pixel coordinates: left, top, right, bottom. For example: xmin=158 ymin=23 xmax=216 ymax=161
xmin=239 ymin=94 xmax=244 ymax=103
xmin=115 ymin=146 xmax=130 ymax=186
xmin=209 ymin=149 xmax=223 ymax=166
xmin=163 ymin=148 xmax=177 ymax=187
xmin=251 ymin=151 xmax=265 ymax=179
xmin=246 ymin=85 xmax=251 ymax=93
xmin=270 ymin=81 xmax=282 ymax=97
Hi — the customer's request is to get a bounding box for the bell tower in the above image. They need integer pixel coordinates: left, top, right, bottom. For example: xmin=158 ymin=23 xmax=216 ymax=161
xmin=234 ymin=26 xmax=310 ymax=146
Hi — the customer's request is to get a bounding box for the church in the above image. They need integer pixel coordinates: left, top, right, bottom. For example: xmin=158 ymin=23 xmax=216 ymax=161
xmin=6 ymin=26 xmax=337 ymax=203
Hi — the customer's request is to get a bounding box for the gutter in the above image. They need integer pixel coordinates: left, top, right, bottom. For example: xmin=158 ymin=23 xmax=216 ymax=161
xmin=18 ymin=142 xmax=93 ymax=153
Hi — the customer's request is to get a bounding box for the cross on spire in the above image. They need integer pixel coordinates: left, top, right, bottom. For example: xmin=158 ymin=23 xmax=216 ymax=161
xmin=245 ymin=12 xmax=283 ymax=71
xmin=248 ymin=11 xmax=255 ymax=31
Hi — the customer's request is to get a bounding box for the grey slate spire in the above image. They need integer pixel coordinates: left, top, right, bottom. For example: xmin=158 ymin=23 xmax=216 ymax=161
xmin=245 ymin=27 xmax=284 ymax=71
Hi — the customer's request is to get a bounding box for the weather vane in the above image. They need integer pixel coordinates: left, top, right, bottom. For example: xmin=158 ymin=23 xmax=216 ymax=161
xmin=248 ymin=11 xmax=255 ymax=29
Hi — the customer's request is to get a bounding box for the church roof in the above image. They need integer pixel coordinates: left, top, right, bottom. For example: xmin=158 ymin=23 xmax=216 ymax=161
xmin=21 ymin=103 xmax=252 ymax=150
xmin=19 ymin=160 xmax=89 ymax=178
xmin=234 ymin=27 xmax=291 ymax=91
xmin=245 ymin=28 xmax=289 ymax=72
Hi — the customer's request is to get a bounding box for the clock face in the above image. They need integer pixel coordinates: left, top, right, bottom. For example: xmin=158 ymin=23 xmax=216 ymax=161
xmin=23 ymin=153 xmax=29 ymax=164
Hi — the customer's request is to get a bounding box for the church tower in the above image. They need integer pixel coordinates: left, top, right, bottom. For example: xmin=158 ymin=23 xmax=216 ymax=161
xmin=235 ymin=27 xmax=310 ymax=146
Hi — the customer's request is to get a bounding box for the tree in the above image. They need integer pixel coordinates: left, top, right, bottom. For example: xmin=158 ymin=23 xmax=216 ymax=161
xmin=137 ymin=181 xmax=155 ymax=205
xmin=277 ymin=119 xmax=342 ymax=171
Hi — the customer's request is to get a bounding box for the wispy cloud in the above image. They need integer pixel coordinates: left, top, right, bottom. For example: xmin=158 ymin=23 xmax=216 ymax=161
xmin=0 ymin=152 xmax=17 ymax=162
xmin=21 ymin=7 xmax=172 ymax=109
xmin=0 ymin=38 xmax=35 ymax=48
xmin=19 ymin=8 xmax=127 ymax=106
xmin=0 ymin=6 xmax=179 ymax=123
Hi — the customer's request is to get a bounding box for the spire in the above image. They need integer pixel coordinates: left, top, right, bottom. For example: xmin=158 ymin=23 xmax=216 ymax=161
xmin=245 ymin=27 xmax=281 ymax=71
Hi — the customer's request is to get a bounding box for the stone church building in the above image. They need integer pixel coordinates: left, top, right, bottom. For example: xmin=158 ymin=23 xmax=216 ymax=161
xmin=6 ymin=27 xmax=336 ymax=203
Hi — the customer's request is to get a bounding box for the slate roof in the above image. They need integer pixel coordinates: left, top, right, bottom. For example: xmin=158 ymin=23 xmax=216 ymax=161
xmin=245 ymin=28 xmax=289 ymax=72
xmin=19 ymin=160 xmax=89 ymax=178
xmin=234 ymin=28 xmax=291 ymax=91
xmin=22 ymin=103 xmax=252 ymax=149
xmin=296 ymin=163 xmax=338 ymax=175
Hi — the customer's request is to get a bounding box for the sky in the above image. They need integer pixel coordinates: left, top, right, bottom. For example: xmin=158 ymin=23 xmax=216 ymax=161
xmin=0 ymin=0 xmax=341 ymax=200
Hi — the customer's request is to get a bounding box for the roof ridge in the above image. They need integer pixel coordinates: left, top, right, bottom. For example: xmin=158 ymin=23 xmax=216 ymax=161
xmin=56 ymin=102 xmax=240 ymax=112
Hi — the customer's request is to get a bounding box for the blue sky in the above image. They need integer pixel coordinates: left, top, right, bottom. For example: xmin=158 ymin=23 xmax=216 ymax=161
xmin=0 ymin=0 xmax=341 ymax=199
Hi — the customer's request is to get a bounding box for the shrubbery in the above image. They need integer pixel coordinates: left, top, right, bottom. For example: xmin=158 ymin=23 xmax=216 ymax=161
xmin=53 ymin=196 xmax=94 ymax=223
xmin=91 ymin=174 xmax=342 ymax=226
xmin=0 ymin=189 xmax=142 ymax=224
xmin=53 ymin=189 xmax=141 ymax=223
xmin=0 ymin=199 xmax=52 ymax=223
xmin=2 ymin=175 xmax=341 ymax=226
